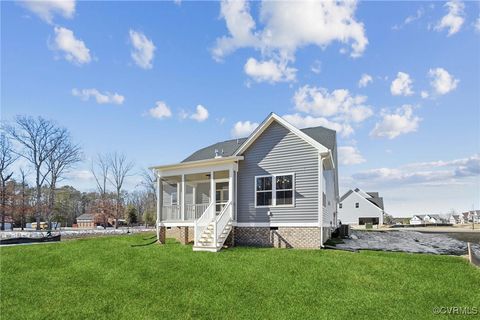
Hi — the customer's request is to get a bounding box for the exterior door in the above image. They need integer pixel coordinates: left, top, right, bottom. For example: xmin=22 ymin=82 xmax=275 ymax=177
xmin=215 ymin=181 xmax=229 ymax=214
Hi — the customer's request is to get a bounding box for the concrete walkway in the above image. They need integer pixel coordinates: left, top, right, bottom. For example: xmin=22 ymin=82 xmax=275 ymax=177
xmin=336 ymin=230 xmax=480 ymax=256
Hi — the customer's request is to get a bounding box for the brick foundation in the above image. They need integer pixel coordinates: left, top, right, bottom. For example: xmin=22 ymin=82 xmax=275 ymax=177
xmin=158 ymin=226 xmax=166 ymax=244
xmin=165 ymin=227 xmax=194 ymax=244
xmin=234 ymin=227 xmax=322 ymax=249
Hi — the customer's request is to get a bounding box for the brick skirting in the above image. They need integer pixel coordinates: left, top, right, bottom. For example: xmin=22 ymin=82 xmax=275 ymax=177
xmin=234 ymin=227 xmax=322 ymax=249
xmin=165 ymin=227 xmax=194 ymax=244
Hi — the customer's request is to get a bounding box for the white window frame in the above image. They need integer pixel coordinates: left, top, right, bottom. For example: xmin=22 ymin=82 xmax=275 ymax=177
xmin=254 ymin=173 xmax=295 ymax=208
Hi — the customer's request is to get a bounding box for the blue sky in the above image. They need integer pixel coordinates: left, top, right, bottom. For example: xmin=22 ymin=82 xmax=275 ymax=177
xmin=1 ymin=0 xmax=479 ymax=216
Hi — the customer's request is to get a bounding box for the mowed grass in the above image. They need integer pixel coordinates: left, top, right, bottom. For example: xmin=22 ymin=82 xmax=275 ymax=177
xmin=1 ymin=234 xmax=479 ymax=320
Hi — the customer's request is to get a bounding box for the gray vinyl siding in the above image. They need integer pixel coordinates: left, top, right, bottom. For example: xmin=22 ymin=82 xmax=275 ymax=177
xmin=237 ymin=122 xmax=319 ymax=224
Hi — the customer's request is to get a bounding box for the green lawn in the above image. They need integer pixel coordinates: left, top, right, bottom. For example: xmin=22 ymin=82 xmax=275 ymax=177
xmin=1 ymin=233 xmax=479 ymax=320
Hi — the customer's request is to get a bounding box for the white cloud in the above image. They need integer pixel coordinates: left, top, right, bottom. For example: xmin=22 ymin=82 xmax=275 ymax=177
xmin=213 ymin=0 xmax=368 ymax=80
xmin=190 ymin=105 xmax=209 ymax=122
xmin=148 ymin=101 xmax=172 ymax=119
xmin=129 ymin=30 xmax=156 ymax=69
xmin=231 ymin=121 xmax=259 ymax=138
xmin=358 ymin=73 xmax=373 ymax=88
xmin=390 ymin=72 xmax=414 ymax=96
xmin=338 ymin=146 xmax=366 ymax=165
xmin=311 ymin=60 xmax=321 ymax=74
xmin=293 ymin=85 xmax=372 ymax=122
xmin=475 ymin=17 xmax=480 ymax=32
xmin=370 ymin=105 xmax=421 ymax=139
xmin=435 ymin=0 xmax=465 ymax=36
xmin=392 ymin=7 xmax=424 ymax=30
xmin=52 ymin=27 xmax=91 ymax=65
xmin=282 ymin=114 xmax=354 ymax=138
xmin=244 ymin=57 xmax=297 ymax=83
xmin=72 ymin=88 xmax=124 ymax=105
xmin=420 ymin=90 xmax=429 ymax=99
xmin=428 ymin=67 xmax=459 ymax=95
xmin=352 ymin=154 xmax=479 ymax=185
xmin=19 ymin=0 xmax=75 ymax=24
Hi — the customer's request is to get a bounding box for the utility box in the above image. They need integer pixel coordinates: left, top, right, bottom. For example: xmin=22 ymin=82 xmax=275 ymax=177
xmin=339 ymin=224 xmax=350 ymax=238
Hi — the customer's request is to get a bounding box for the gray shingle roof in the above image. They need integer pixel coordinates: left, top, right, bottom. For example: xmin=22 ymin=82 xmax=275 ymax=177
xmin=182 ymin=126 xmax=337 ymax=165
xmin=77 ymin=213 xmax=94 ymax=221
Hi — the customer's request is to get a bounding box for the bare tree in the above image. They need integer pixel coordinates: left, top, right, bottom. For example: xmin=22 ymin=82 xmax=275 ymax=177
xmin=0 ymin=133 xmax=18 ymax=230
xmin=140 ymin=168 xmax=157 ymax=202
xmin=107 ymin=152 xmax=134 ymax=229
xmin=91 ymin=154 xmax=112 ymax=228
xmin=45 ymin=136 xmax=82 ymax=228
xmin=7 ymin=116 xmax=66 ymax=230
xmin=17 ymin=168 xmax=31 ymax=230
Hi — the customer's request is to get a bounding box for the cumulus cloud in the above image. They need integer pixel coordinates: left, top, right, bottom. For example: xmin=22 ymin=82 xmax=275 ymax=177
xmin=390 ymin=72 xmax=414 ymax=96
xmin=338 ymin=146 xmax=366 ymax=165
xmin=358 ymin=74 xmax=373 ymax=88
xmin=282 ymin=114 xmax=354 ymax=138
xmin=52 ymin=27 xmax=91 ymax=65
xmin=435 ymin=0 xmax=465 ymax=36
xmin=293 ymin=86 xmax=373 ymax=122
xmin=231 ymin=121 xmax=259 ymax=138
xmin=244 ymin=57 xmax=297 ymax=83
xmin=420 ymin=91 xmax=429 ymax=99
xmin=370 ymin=105 xmax=421 ymax=139
xmin=129 ymin=30 xmax=156 ymax=69
xmin=148 ymin=101 xmax=172 ymax=119
xmin=213 ymin=0 xmax=368 ymax=83
xmin=72 ymin=88 xmax=124 ymax=105
xmin=19 ymin=0 xmax=75 ymax=24
xmin=352 ymin=154 xmax=479 ymax=186
xmin=475 ymin=17 xmax=480 ymax=32
xmin=190 ymin=105 xmax=209 ymax=122
xmin=428 ymin=67 xmax=459 ymax=95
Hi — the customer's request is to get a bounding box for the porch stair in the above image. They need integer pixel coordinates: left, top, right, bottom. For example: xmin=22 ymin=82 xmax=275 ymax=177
xmin=193 ymin=219 xmax=233 ymax=252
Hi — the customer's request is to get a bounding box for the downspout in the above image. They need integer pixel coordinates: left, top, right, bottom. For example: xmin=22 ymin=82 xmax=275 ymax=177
xmin=319 ymin=154 xmax=324 ymax=248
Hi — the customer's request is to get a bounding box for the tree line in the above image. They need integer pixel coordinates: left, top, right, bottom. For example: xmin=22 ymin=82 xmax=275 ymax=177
xmin=0 ymin=115 xmax=156 ymax=230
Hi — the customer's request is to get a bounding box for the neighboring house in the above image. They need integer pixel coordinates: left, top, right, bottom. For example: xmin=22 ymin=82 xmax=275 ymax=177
xmin=392 ymin=217 xmax=410 ymax=225
xmin=449 ymin=215 xmax=460 ymax=224
xmin=465 ymin=210 xmax=479 ymax=223
xmin=410 ymin=215 xmax=425 ymax=225
xmin=338 ymin=188 xmax=385 ymax=225
xmin=76 ymin=214 xmax=95 ymax=229
xmin=151 ymin=113 xmax=339 ymax=252
xmin=410 ymin=214 xmax=445 ymax=225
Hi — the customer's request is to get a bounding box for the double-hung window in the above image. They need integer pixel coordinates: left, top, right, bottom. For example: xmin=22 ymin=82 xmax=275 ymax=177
xmin=255 ymin=174 xmax=294 ymax=207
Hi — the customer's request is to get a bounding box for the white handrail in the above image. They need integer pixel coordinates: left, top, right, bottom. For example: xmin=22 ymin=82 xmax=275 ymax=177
xmin=214 ymin=200 xmax=232 ymax=247
xmin=185 ymin=203 xmax=209 ymax=220
xmin=194 ymin=202 xmax=215 ymax=246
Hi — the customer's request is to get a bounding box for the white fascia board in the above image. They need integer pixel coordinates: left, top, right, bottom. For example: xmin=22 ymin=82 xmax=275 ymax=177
xmin=150 ymin=156 xmax=243 ymax=172
xmin=234 ymin=113 xmax=329 ymax=156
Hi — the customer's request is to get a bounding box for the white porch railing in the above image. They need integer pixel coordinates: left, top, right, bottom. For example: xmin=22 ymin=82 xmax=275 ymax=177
xmin=162 ymin=205 xmax=181 ymax=220
xmin=194 ymin=202 xmax=215 ymax=245
xmin=214 ymin=201 xmax=233 ymax=246
xmin=185 ymin=203 xmax=209 ymax=220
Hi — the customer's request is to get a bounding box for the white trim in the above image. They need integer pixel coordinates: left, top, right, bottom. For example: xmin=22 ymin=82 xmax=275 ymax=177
xmin=234 ymin=222 xmax=319 ymax=227
xmin=158 ymin=222 xmax=195 ymax=227
xmin=318 ymin=155 xmax=324 ymax=246
xmin=150 ymin=156 xmax=243 ymax=172
xmin=234 ymin=113 xmax=329 ymax=156
xmin=156 ymin=162 xmax=239 ymax=177
xmin=254 ymin=173 xmax=295 ymax=208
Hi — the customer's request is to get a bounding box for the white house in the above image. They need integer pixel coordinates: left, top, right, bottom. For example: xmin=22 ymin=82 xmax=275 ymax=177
xmin=338 ymin=188 xmax=384 ymax=225
xmin=410 ymin=214 xmax=445 ymax=225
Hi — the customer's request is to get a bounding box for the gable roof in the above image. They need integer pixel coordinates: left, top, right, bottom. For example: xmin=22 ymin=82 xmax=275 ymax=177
xmin=341 ymin=188 xmax=384 ymax=210
xmin=77 ymin=213 xmax=94 ymax=221
xmin=234 ymin=113 xmax=330 ymax=156
xmin=182 ymin=113 xmax=337 ymax=164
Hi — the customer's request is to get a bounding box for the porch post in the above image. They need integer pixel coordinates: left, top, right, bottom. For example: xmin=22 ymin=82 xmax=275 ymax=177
xmin=210 ymin=171 xmax=215 ymax=208
xmin=156 ymin=171 xmax=164 ymax=243
xmin=229 ymin=167 xmax=233 ymax=219
xmin=181 ymin=174 xmax=185 ymax=221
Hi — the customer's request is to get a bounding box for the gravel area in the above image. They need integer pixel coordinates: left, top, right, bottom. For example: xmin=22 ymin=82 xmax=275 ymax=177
xmin=336 ymin=230 xmax=480 ymax=256
xmin=0 ymin=228 xmax=155 ymax=240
